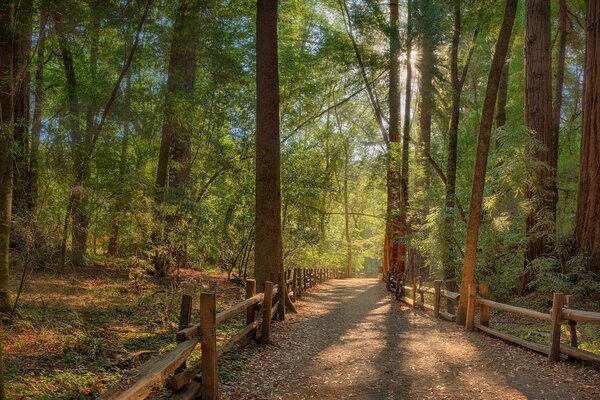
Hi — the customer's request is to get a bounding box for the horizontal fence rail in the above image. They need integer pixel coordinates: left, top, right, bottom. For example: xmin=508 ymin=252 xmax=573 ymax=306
xmin=386 ymin=273 xmax=599 ymax=366
xmin=101 ymin=267 xmax=335 ymax=400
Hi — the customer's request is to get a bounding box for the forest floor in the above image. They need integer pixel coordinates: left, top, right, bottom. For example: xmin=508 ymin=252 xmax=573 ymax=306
xmin=2 ymin=261 xmax=248 ymax=399
xmin=221 ymin=278 xmax=600 ymax=400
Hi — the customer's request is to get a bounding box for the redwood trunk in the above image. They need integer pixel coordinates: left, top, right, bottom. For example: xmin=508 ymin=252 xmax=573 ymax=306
xmin=255 ymin=0 xmax=283 ymax=292
xmin=574 ymin=0 xmax=600 ymax=274
xmin=456 ymin=0 xmax=517 ymax=324
xmin=397 ymin=0 xmax=413 ymax=296
xmin=386 ymin=0 xmax=401 ymax=281
xmin=0 ymin=1 xmax=15 ymax=312
xmin=522 ymin=0 xmax=554 ymax=293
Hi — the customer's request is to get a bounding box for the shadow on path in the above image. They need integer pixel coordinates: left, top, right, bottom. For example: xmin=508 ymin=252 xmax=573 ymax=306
xmin=222 ymin=279 xmax=600 ymax=400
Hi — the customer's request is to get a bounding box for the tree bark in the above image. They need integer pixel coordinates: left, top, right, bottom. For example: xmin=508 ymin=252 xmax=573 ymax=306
xmin=154 ymin=0 xmax=201 ymax=275
xmin=443 ymin=0 xmax=463 ymax=282
xmin=522 ymin=0 xmax=554 ymax=293
xmin=456 ymin=0 xmax=518 ymax=324
xmin=397 ymin=0 xmax=413 ymax=296
xmin=574 ymin=0 xmax=600 ymax=274
xmin=386 ymin=0 xmax=401 ymax=282
xmin=0 ymin=0 xmax=15 ymax=312
xmin=11 ymin=0 xmax=32 ymax=221
xmin=255 ymin=0 xmax=283 ymax=292
xmin=551 ymin=0 xmax=568 ymax=215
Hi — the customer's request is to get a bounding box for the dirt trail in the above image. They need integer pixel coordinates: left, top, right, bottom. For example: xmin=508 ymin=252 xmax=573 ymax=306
xmin=221 ymin=278 xmax=600 ymax=400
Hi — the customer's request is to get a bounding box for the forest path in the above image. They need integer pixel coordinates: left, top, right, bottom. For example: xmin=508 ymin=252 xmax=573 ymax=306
xmin=221 ymin=278 xmax=599 ymax=400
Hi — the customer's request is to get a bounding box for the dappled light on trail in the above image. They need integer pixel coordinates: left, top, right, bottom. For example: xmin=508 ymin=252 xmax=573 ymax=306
xmin=221 ymin=279 xmax=599 ymax=400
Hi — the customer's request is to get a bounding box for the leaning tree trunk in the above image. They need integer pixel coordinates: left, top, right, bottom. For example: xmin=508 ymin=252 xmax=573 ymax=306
xmin=456 ymin=0 xmax=518 ymax=325
xmin=574 ymin=0 xmax=600 ymax=274
xmin=154 ymin=0 xmax=200 ymax=275
xmin=0 ymin=0 xmax=15 ymax=313
xmin=522 ymin=0 xmax=554 ymax=293
xmin=255 ymin=0 xmax=283 ymax=293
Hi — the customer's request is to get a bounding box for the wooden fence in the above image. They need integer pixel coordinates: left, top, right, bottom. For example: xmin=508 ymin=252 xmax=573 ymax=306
xmin=389 ymin=276 xmax=600 ymax=365
xmin=101 ymin=267 xmax=332 ymax=400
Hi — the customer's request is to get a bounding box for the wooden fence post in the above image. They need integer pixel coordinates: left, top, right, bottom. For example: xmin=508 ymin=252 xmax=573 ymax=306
xmin=434 ymin=280 xmax=441 ymax=319
xmin=278 ymin=272 xmax=285 ymax=321
xmin=200 ymin=292 xmax=218 ymax=400
xmin=565 ymin=295 xmax=577 ymax=349
xmin=412 ymin=278 xmax=417 ymax=309
xmin=176 ymin=294 xmax=193 ymax=373
xmin=261 ymin=281 xmax=274 ymax=344
xmin=302 ymin=268 xmax=307 ymax=291
xmin=292 ymin=269 xmax=297 ymax=301
xmin=246 ymin=279 xmax=256 ymax=340
xmin=479 ymin=283 xmax=489 ymax=327
xmin=465 ymin=284 xmax=475 ymax=331
xmin=549 ymin=292 xmax=565 ymax=361
xmin=296 ymin=268 xmax=302 ymax=298
xmin=446 ymin=280 xmax=456 ymax=314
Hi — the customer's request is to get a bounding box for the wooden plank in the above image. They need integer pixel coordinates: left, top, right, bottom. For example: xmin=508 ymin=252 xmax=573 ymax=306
xmin=562 ymin=308 xmax=600 ymax=324
xmin=176 ymin=293 xmax=263 ymax=341
xmin=476 ymin=297 xmax=551 ymax=321
xmin=474 ymin=323 xmax=553 ymax=356
xmin=439 ymin=311 xmax=456 ymax=322
xmin=559 ymin=344 xmax=600 ymax=365
xmin=440 ymin=289 xmax=459 ymax=300
xmin=100 ymin=337 xmax=201 ymax=400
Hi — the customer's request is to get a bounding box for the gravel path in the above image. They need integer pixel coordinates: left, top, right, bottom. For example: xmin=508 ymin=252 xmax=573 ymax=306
xmin=221 ymin=278 xmax=600 ymax=400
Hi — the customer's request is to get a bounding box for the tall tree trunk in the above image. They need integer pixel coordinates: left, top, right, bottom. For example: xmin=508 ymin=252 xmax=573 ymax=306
xmin=574 ymin=0 xmax=600 ymax=274
xmin=0 ymin=0 xmax=15 ymax=312
xmin=456 ymin=0 xmax=518 ymax=324
xmin=11 ymin=0 xmax=32 ymax=221
xmin=521 ymin=0 xmax=554 ymax=293
xmin=397 ymin=0 xmax=412 ymax=296
xmin=29 ymin=9 xmax=47 ymax=215
xmin=344 ymin=143 xmax=352 ymax=278
xmin=154 ymin=0 xmax=200 ymax=275
xmin=255 ymin=0 xmax=283 ymax=293
xmin=551 ymin=0 xmax=568 ymax=214
xmin=443 ymin=1 xmax=479 ymax=281
xmin=496 ymin=62 xmax=509 ymax=129
xmin=443 ymin=0 xmax=462 ymax=282
xmin=386 ymin=0 xmax=401 ymax=282
xmin=108 ymin=73 xmax=131 ymax=256
xmin=53 ymin=8 xmax=84 ymax=268
xmin=417 ymin=23 xmax=434 ymax=206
